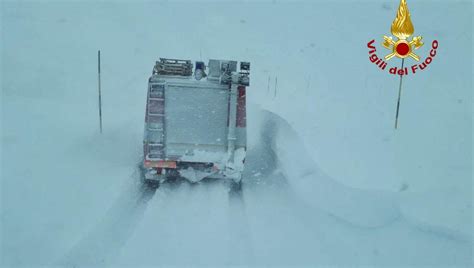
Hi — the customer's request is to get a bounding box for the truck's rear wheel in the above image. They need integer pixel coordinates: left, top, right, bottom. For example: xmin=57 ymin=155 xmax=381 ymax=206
xmin=139 ymin=164 xmax=163 ymax=188
xmin=143 ymin=178 xmax=160 ymax=188
xmin=230 ymin=179 xmax=242 ymax=192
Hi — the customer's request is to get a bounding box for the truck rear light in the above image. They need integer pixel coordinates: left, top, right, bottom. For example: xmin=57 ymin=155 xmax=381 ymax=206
xmin=144 ymin=159 xmax=150 ymax=168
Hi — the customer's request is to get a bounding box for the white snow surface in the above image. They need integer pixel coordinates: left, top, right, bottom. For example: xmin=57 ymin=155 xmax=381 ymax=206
xmin=1 ymin=1 xmax=472 ymax=267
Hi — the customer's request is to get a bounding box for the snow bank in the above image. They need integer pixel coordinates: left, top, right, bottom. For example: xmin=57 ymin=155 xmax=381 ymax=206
xmin=259 ymin=110 xmax=400 ymax=227
xmin=400 ymin=189 xmax=473 ymax=242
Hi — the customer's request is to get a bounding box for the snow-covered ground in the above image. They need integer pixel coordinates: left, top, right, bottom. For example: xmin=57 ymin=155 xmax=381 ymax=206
xmin=1 ymin=0 xmax=472 ymax=267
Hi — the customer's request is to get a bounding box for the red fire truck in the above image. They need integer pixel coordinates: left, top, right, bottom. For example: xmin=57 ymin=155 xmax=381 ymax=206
xmin=142 ymin=58 xmax=250 ymax=185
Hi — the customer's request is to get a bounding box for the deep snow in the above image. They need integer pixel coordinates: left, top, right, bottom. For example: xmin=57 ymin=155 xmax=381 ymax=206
xmin=1 ymin=0 xmax=472 ymax=267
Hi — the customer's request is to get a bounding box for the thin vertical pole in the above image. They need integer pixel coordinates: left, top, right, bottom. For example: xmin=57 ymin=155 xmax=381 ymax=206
xmin=274 ymin=77 xmax=278 ymax=98
xmin=394 ymin=58 xmax=405 ymax=129
xmin=98 ymin=50 xmax=103 ymax=134
xmin=267 ymin=76 xmax=270 ymax=94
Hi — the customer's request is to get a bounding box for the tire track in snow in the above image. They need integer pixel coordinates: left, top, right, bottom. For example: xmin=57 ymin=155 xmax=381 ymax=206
xmin=227 ymin=182 xmax=255 ymax=264
xmin=57 ymin=174 xmax=158 ymax=266
xmin=113 ymin=180 xmax=243 ymax=266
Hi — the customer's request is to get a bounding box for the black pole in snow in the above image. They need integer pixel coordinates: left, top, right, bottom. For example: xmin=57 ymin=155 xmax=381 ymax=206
xmin=267 ymin=76 xmax=270 ymax=94
xmin=394 ymin=58 xmax=404 ymax=129
xmin=98 ymin=50 xmax=103 ymax=134
xmin=274 ymin=77 xmax=278 ymax=98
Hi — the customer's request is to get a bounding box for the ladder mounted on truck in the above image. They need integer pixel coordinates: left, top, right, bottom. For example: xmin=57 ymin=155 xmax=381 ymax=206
xmin=146 ymin=83 xmax=166 ymax=160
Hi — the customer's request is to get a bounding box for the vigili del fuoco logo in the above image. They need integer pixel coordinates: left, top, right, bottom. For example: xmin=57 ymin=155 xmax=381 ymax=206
xmin=367 ymin=0 xmax=439 ymax=128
